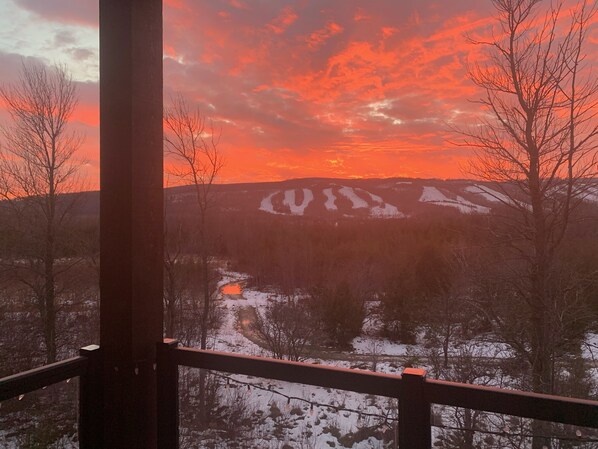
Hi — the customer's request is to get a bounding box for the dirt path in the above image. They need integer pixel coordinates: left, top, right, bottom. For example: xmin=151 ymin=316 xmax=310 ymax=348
xmin=233 ymin=304 xmax=571 ymax=370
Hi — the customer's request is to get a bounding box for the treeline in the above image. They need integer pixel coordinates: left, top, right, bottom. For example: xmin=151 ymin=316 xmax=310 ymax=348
xmin=167 ymin=204 xmax=598 ymax=352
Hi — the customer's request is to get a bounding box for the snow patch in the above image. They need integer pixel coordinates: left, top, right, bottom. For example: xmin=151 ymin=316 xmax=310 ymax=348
xmin=338 ymin=186 xmax=368 ymax=208
xmin=282 ymin=189 xmax=314 ymax=215
xmin=352 ymin=336 xmax=413 ymax=356
xmin=322 ymin=188 xmax=338 ymax=211
xmin=359 ymin=189 xmax=404 ymax=218
xmin=419 ymin=186 xmax=490 ymax=214
xmin=583 ymin=188 xmax=598 ymax=203
xmin=371 ymin=204 xmax=402 ymax=218
xmin=583 ymin=333 xmax=598 ymax=360
xmin=259 ymin=191 xmax=281 ymax=215
xmin=465 ymin=184 xmax=511 ymax=203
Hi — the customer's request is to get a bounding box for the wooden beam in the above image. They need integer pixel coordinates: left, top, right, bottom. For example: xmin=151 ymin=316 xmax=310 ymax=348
xmin=99 ymin=1 xmax=163 ymax=447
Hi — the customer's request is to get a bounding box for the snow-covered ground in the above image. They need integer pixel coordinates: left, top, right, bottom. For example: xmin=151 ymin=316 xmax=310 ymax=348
xmin=4 ymin=269 xmax=595 ymax=448
xmin=193 ymin=269 xmax=598 ymax=448
xmin=181 ymin=271 xmax=396 ymax=447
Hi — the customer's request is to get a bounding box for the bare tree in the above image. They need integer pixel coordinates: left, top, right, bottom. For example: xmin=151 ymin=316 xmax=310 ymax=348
xmin=252 ymin=295 xmax=315 ymax=361
xmin=456 ymin=1 xmax=597 ymax=446
xmin=163 ymin=218 xmax=188 ymax=338
xmin=0 ymin=62 xmax=83 ymax=364
xmin=164 ymin=94 xmax=224 ymax=349
xmin=164 ymin=94 xmax=224 ymax=426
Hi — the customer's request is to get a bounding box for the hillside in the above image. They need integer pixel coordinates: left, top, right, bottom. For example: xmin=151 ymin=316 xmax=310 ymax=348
xmin=70 ymin=177 xmax=598 ymax=220
xmin=168 ymin=177 xmax=523 ymax=219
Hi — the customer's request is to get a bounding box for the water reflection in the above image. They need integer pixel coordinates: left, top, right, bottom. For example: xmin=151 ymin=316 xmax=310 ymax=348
xmin=221 ymin=283 xmax=242 ymax=296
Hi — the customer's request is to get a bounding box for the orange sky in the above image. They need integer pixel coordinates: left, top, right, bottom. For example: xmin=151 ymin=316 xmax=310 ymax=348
xmin=0 ymin=0 xmax=596 ymax=187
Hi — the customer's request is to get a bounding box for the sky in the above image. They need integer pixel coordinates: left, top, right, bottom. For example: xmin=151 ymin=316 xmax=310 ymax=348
xmin=0 ymin=0 xmax=596 ymax=187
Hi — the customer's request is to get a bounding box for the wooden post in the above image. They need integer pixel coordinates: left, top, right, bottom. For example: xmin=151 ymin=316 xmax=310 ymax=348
xmin=399 ymin=368 xmax=431 ymax=449
xmin=99 ymin=1 xmax=163 ymax=447
xmin=157 ymin=339 xmax=179 ymax=449
xmin=79 ymin=345 xmax=102 ymax=449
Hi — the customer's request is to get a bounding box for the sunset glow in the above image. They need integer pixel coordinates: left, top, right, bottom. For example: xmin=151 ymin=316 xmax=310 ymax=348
xmin=0 ymin=0 xmax=596 ymax=187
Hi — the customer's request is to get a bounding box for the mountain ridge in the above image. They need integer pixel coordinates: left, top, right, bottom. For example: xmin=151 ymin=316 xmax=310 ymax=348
xmin=68 ymin=177 xmax=598 ymax=220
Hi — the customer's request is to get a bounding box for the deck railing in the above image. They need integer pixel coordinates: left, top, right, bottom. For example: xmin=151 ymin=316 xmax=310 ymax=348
xmin=1 ymin=340 xmax=597 ymax=448
xmin=156 ymin=339 xmax=598 ymax=449
xmin=0 ymin=345 xmax=102 ymax=449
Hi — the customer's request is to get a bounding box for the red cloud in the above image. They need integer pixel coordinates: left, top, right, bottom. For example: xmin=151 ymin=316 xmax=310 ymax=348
xmin=267 ymin=6 xmax=299 ymax=34
xmin=306 ymin=21 xmax=344 ymax=48
xmin=3 ymin=0 xmax=595 ymax=184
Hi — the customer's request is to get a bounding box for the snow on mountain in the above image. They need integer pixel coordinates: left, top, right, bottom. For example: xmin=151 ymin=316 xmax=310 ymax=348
xmin=283 ymin=188 xmax=314 ymax=215
xmin=583 ymin=188 xmax=598 ymax=203
xmin=465 ymin=184 xmax=510 ymax=203
xmin=255 ymin=183 xmax=406 ymax=218
xmin=259 ymin=191 xmax=280 ymax=215
xmin=64 ymin=178 xmax=598 ymax=230
xmin=419 ymin=186 xmax=490 ymax=214
xmin=360 ymin=189 xmax=404 ymax=218
xmin=151 ymin=177 xmax=598 ymax=221
xmin=338 ymin=186 xmax=369 ymax=209
xmin=322 ymin=188 xmax=337 ymax=211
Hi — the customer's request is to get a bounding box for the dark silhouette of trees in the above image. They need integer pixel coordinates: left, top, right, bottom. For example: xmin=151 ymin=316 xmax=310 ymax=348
xmin=164 ymin=94 xmax=224 ymax=348
xmin=252 ymin=295 xmax=315 ymax=361
xmin=0 ymin=62 xmax=83 ymax=364
xmin=458 ymin=1 xmax=597 ymax=446
xmin=163 ymin=217 xmax=190 ymax=338
xmin=164 ymin=93 xmax=224 ymax=426
xmin=461 ymin=0 xmax=597 ymax=390
xmin=308 ymin=282 xmax=365 ymax=348
xmin=380 ymin=271 xmax=418 ymax=344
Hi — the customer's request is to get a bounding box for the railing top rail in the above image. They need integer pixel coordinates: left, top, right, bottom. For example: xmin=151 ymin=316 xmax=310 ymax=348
xmin=171 ymin=344 xmax=598 ymax=429
xmin=426 ymin=378 xmax=598 ymax=428
xmin=173 ymin=346 xmax=401 ymax=398
xmin=0 ymin=356 xmax=88 ymax=402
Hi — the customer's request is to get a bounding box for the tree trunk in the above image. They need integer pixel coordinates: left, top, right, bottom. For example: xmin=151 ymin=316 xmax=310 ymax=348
xmin=164 ymin=265 xmax=177 ymax=338
xmin=200 ymin=253 xmax=210 ymax=350
xmin=529 ymin=145 xmax=553 ymax=449
xmin=44 ymin=237 xmax=57 ymax=364
xmin=462 ymin=408 xmax=474 ymax=449
xmin=199 ymin=236 xmax=210 ymax=426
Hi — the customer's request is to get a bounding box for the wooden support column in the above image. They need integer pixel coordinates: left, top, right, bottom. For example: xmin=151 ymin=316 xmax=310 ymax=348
xmin=99 ymin=1 xmax=163 ymax=447
xmin=399 ymin=368 xmax=431 ymax=449
xmin=156 ymin=339 xmax=179 ymax=449
xmin=79 ymin=345 xmax=103 ymax=449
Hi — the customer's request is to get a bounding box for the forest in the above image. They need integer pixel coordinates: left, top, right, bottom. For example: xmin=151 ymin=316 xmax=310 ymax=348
xmin=2 ymin=198 xmax=598 ymax=447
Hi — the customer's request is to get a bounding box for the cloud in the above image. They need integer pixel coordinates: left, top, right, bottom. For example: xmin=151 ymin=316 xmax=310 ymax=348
xmin=13 ymin=0 xmax=97 ymax=26
xmin=157 ymin=0 xmax=514 ymax=182
xmin=306 ymin=21 xmax=344 ymax=48
xmin=266 ymin=6 xmax=298 ymax=34
xmin=2 ymin=0 xmax=594 ymax=184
